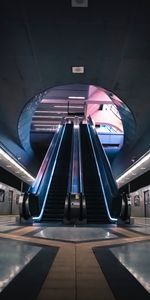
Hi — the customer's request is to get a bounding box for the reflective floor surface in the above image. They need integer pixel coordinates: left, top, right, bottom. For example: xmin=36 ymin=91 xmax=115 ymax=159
xmin=0 ymin=239 xmax=41 ymax=292
xmin=0 ymin=225 xmax=21 ymax=232
xmin=110 ymin=241 xmax=150 ymax=293
xmin=0 ymin=215 xmax=149 ymax=299
xmin=130 ymin=226 xmax=150 ymax=235
xmin=34 ymin=226 xmax=118 ymax=242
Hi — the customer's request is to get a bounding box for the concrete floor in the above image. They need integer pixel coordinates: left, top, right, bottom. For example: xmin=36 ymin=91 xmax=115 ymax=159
xmin=0 ymin=215 xmax=150 ymax=299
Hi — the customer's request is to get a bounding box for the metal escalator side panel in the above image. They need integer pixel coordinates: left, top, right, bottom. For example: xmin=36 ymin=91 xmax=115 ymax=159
xmin=87 ymin=125 xmax=117 ymax=222
xmin=79 ymin=124 xmax=87 ymax=221
xmin=80 ymin=124 xmax=108 ymax=224
xmin=78 ymin=124 xmax=84 ymax=195
xmin=22 ymin=125 xmax=65 ymax=220
xmin=32 ymin=124 xmax=66 ymax=221
xmin=89 ymin=125 xmax=121 ymax=218
xmin=90 ymin=125 xmax=118 ymax=195
xmin=63 ymin=125 xmax=74 ymax=222
xmin=31 ymin=125 xmax=64 ymax=194
xmin=42 ymin=124 xmax=73 ymax=222
xmin=71 ymin=125 xmax=80 ymax=194
xmin=64 ymin=123 xmax=86 ymax=224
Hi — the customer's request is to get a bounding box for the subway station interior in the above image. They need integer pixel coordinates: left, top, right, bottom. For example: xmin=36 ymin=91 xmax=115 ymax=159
xmin=0 ymin=1 xmax=150 ymax=299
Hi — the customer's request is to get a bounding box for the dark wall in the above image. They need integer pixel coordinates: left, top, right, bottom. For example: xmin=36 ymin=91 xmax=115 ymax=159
xmin=30 ymin=131 xmax=54 ymax=162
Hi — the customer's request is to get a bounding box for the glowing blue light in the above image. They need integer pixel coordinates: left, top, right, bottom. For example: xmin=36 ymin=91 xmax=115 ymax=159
xmin=87 ymin=125 xmax=117 ymax=222
xmin=33 ymin=125 xmax=66 ymax=221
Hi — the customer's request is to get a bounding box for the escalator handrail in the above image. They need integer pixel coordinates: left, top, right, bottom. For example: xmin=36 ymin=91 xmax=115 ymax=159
xmin=79 ymin=125 xmax=86 ymax=221
xmin=89 ymin=125 xmax=119 ymax=196
xmin=31 ymin=125 xmax=64 ymax=194
xmin=87 ymin=125 xmax=117 ymax=221
xmin=67 ymin=126 xmax=74 ymax=195
xmin=71 ymin=126 xmax=80 ymax=194
xmin=78 ymin=125 xmax=84 ymax=194
xmin=67 ymin=124 xmax=83 ymax=194
xmin=64 ymin=124 xmax=86 ymax=222
xmin=33 ymin=124 xmax=66 ymax=221
xmin=63 ymin=124 xmax=74 ymax=221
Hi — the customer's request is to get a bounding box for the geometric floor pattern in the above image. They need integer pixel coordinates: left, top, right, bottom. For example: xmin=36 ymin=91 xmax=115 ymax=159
xmin=0 ymin=239 xmax=41 ymax=293
xmin=0 ymin=215 xmax=150 ymax=299
xmin=110 ymin=241 xmax=150 ymax=293
xmin=34 ymin=226 xmax=118 ymax=242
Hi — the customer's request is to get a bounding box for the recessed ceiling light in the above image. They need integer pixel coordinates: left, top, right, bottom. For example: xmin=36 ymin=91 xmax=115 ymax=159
xmin=71 ymin=0 xmax=88 ymax=7
xmin=34 ymin=123 xmax=59 ymax=126
xmin=71 ymin=66 xmax=85 ymax=73
xmin=54 ymin=105 xmax=84 ymax=108
xmin=68 ymin=96 xmax=85 ymax=99
xmin=34 ymin=111 xmax=67 ymax=114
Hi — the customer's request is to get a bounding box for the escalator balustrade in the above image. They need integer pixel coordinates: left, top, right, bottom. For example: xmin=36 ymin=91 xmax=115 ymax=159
xmin=80 ymin=124 xmax=109 ymax=224
xmin=41 ymin=124 xmax=73 ymax=222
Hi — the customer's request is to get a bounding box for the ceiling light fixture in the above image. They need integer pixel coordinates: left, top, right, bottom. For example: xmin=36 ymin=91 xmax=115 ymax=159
xmin=32 ymin=115 xmax=65 ymax=119
xmin=32 ymin=121 xmax=62 ymax=124
xmin=35 ymin=110 xmax=57 ymax=113
xmin=34 ymin=111 xmax=67 ymax=114
xmin=71 ymin=66 xmax=85 ymax=73
xmin=71 ymin=0 xmax=88 ymax=7
xmin=0 ymin=148 xmax=35 ymax=182
xmin=54 ymin=105 xmax=84 ymax=108
xmin=68 ymin=96 xmax=85 ymax=99
xmin=116 ymin=150 xmax=150 ymax=183
xmin=33 ymin=123 xmax=60 ymax=126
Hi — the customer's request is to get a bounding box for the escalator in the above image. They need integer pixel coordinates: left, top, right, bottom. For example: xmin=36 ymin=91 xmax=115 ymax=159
xmin=41 ymin=124 xmax=73 ymax=222
xmin=80 ymin=124 xmax=109 ymax=224
xmin=88 ymin=124 xmax=122 ymax=219
xmin=64 ymin=121 xmax=86 ymax=224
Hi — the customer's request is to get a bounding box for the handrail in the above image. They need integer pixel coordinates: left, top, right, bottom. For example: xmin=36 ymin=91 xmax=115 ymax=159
xmin=88 ymin=124 xmax=121 ymax=218
xmin=87 ymin=124 xmax=117 ymax=221
xmin=31 ymin=125 xmax=63 ymax=194
xmin=33 ymin=124 xmax=66 ymax=221
xmin=78 ymin=126 xmax=84 ymax=194
xmin=22 ymin=126 xmax=64 ymax=220
xmin=67 ymin=129 xmax=74 ymax=194
xmin=71 ymin=125 xmax=80 ymax=194
xmin=69 ymin=124 xmax=84 ymax=195
xmin=22 ymin=124 xmax=65 ymax=220
xmin=63 ymin=125 xmax=74 ymax=221
xmin=89 ymin=125 xmax=118 ymax=196
xmin=78 ymin=124 xmax=86 ymax=221
xmin=64 ymin=123 xmax=86 ymax=223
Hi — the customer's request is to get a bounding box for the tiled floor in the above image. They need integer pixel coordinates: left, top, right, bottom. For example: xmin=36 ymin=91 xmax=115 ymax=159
xmin=34 ymin=226 xmax=118 ymax=242
xmin=0 ymin=239 xmax=41 ymax=292
xmin=110 ymin=241 xmax=150 ymax=293
xmin=0 ymin=215 xmax=150 ymax=299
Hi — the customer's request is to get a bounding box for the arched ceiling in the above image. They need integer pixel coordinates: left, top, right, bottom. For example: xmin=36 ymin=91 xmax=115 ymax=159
xmin=0 ymin=0 xmax=150 ymax=177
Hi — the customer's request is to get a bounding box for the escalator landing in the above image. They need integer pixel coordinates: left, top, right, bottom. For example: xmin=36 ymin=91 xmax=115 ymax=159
xmin=34 ymin=226 xmax=118 ymax=242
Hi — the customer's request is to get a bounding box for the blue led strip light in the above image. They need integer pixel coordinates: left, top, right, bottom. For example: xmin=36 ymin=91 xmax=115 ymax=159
xmin=33 ymin=124 xmax=66 ymax=221
xmin=87 ymin=125 xmax=117 ymax=222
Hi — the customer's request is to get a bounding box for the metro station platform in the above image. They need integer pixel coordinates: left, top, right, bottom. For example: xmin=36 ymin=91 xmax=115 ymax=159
xmin=0 ymin=216 xmax=150 ymax=300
